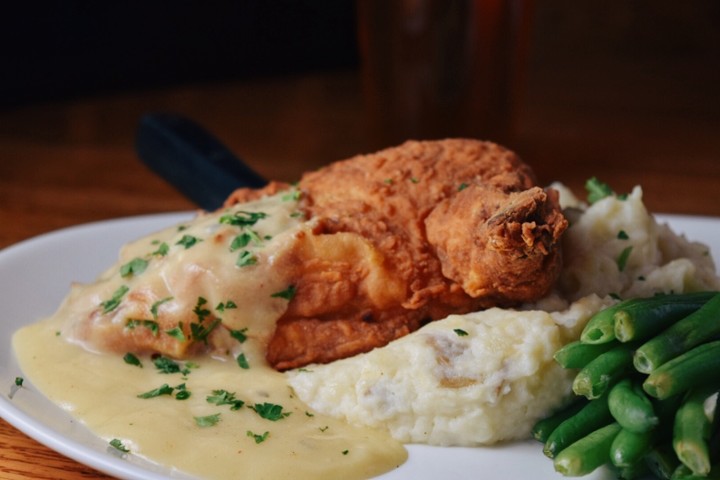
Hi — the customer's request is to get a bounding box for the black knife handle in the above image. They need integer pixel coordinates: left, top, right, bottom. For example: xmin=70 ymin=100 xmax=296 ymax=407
xmin=135 ymin=112 xmax=267 ymax=211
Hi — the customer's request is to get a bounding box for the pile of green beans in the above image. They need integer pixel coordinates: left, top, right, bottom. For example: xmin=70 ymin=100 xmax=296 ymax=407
xmin=532 ymin=291 xmax=720 ymax=478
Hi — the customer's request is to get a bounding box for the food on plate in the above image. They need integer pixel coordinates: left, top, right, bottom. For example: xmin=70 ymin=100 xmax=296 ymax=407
xmin=61 ymin=139 xmax=568 ymax=371
xmin=226 ymin=139 xmax=568 ymax=370
xmin=286 ymin=181 xmax=720 ymax=449
xmin=532 ymin=292 xmax=720 ymax=478
xmin=9 ymin=140 xmax=720 ymax=480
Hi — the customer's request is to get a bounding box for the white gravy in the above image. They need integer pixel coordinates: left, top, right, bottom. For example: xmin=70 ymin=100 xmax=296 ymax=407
xmin=13 ymin=190 xmax=407 ymax=479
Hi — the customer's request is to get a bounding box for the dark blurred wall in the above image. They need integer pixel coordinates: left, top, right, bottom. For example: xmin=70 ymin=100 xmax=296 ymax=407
xmin=0 ymin=1 xmax=359 ymax=107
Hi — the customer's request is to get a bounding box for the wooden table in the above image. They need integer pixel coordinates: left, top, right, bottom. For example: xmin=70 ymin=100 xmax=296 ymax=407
xmin=1 ymin=53 xmax=719 ymax=478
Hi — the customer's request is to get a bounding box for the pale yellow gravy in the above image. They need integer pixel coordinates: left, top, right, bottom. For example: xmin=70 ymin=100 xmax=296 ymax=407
xmin=13 ymin=190 xmax=407 ymax=480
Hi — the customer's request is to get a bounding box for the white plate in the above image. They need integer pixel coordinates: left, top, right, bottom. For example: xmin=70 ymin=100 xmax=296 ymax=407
xmin=1 ymin=212 xmax=718 ymax=480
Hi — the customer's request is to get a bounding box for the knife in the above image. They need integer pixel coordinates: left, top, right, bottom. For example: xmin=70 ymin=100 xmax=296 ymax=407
xmin=135 ymin=113 xmax=267 ymax=211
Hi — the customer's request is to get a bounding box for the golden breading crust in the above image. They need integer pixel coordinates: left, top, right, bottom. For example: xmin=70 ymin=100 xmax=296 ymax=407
xmin=227 ymin=139 xmax=569 ymax=370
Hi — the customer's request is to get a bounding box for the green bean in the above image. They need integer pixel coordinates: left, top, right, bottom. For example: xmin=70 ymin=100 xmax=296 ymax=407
xmin=572 ymin=343 xmax=635 ymax=399
xmin=646 ymin=444 xmax=682 ymax=480
xmin=673 ymin=384 xmax=720 ymax=476
xmin=553 ymin=340 xmax=617 ymax=369
xmin=553 ymin=422 xmax=622 ymax=476
xmin=634 ymin=293 xmax=720 ymax=373
xmin=543 ymin=390 xmax=614 ymax=458
xmin=580 ymin=301 xmax=623 ymax=344
xmin=610 ymin=428 xmax=655 ymax=468
xmin=532 ymin=398 xmax=588 ymax=443
xmin=608 ymin=378 xmax=659 ymax=433
xmin=643 ymin=340 xmax=720 ymax=400
xmin=614 ymin=292 xmax=716 ymax=343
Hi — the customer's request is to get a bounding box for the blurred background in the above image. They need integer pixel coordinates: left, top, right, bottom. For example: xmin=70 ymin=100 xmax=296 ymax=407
xmin=1 ymin=0 xmax=719 ymax=247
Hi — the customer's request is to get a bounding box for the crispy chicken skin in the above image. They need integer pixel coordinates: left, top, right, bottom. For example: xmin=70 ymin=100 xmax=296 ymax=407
xmin=225 ymin=139 xmax=568 ymax=370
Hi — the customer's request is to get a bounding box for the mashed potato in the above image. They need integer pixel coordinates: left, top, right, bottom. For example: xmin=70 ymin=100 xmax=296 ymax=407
xmin=287 ymin=183 xmax=720 ymax=447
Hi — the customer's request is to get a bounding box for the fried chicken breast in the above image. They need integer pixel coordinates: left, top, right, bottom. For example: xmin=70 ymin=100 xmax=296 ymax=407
xmin=226 ymin=139 xmax=568 ymax=370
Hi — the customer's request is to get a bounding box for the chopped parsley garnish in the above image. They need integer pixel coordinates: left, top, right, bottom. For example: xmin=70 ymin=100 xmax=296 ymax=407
xmin=151 ymin=241 xmax=169 ymax=257
xmin=236 ymin=250 xmax=258 ymax=267
xmin=174 ymin=383 xmax=191 ymax=400
xmin=123 ymin=352 xmax=142 ymax=367
xmin=585 ymin=177 xmax=614 ymax=204
xmin=458 ymin=183 xmax=469 ymax=191
xmin=281 ymin=189 xmax=301 ymax=202
xmin=247 ymin=430 xmax=270 ymax=444
xmin=250 ymin=402 xmax=291 ymax=421
xmin=109 ymin=438 xmax=130 ymax=453
xmin=617 ymin=246 xmax=634 ymax=272
xmin=125 ymin=319 xmax=160 ymax=336
xmin=153 ymin=356 xmax=188 ymax=375
xmin=120 ymin=257 xmax=148 ymax=278
xmin=150 ymin=297 xmax=173 ymax=320
xmin=342 ymin=450 xmax=349 ymax=455
xmin=190 ymin=318 xmax=221 ymax=344
xmin=409 ymin=177 xmax=419 ymax=184
xmin=193 ymin=297 xmax=211 ymax=322
xmin=175 ymin=234 xmax=202 ymax=249
xmin=617 ymin=230 xmax=630 ymax=240
xmin=14 ymin=376 xmax=23 ymax=387
xmin=216 ymin=300 xmax=237 ymax=312
xmin=220 ymin=211 xmax=267 ymax=227
xmin=137 ymin=383 xmax=174 ymax=399
xmin=207 ymin=389 xmax=245 ymax=410
xmin=271 ymin=285 xmax=296 ymax=301
xmin=194 ymin=413 xmax=221 ymax=428
xmin=230 ymin=328 xmax=248 ymax=343
xmin=165 ymin=325 xmax=186 ymax=342
xmin=236 ymin=353 xmax=250 ymax=369
xmin=453 ymin=328 xmax=469 ymax=337
xmin=100 ymin=285 xmax=129 ymax=314
xmin=230 ymin=230 xmax=263 ymax=251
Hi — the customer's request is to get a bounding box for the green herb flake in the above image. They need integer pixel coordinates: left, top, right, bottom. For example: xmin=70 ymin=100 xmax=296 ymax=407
xmin=151 ymin=242 xmax=169 ymax=257
xmin=342 ymin=450 xmax=349 ymax=455
xmin=165 ymin=325 xmax=186 ymax=342
xmin=617 ymin=230 xmax=630 ymax=240
xmin=458 ymin=183 xmax=469 ymax=191
xmin=153 ymin=356 xmax=183 ymax=374
xmin=123 ymin=352 xmax=142 ymax=368
xmin=207 ymin=389 xmax=245 ymax=410
xmin=175 ymin=234 xmax=202 ymax=249
xmin=305 ymin=411 xmax=315 ymax=417
xmin=216 ymin=300 xmax=237 ymax=312
xmin=14 ymin=376 xmax=23 ymax=387
xmin=220 ymin=211 xmax=268 ymax=227
xmin=174 ymin=383 xmax=191 ymax=400
xmin=281 ymin=189 xmax=301 ymax=202
xmin=150 ymin=296 xmax=173 ymax=320
xmin=193 ymin=297 xmax=211 ymax=322
xmin=137 ymin=383 xmax=174 ymax=399
xmin=271 ymin=285 xmax=296 ymax=301
xmin=236 ymin=250 xmax=258 ymax=267
xmin=125 ymin=319 xmax=160 ymax=336
xmin=250 ymin=402 xmax=291 ymax=421
xmin=230 ymin=230 xmax=263 ymax=252
xmin=230 ymin=328 xmax=248 ymax=343
xmin=409 ymin=177 xmax=419 ymax=184
xmin=617 ymin=246 xmax=634 ymax=272
xmin=247 ymin=430 xmax=270 ymax=444
xmin=236 ymin=353 xmax=250 ymax=369
xmin=453 ymin=328 xmax=469 ymax=337
xmin=194 ymin=413 xmax=221 ymax=428
xmin=120 ymin=257 xmax=149 ymax=278
xmin=190 ymin=318 xmax=221 ymax=344
xmin=100 ymin=285 xmax=129 ymax=314
xmin=109 ymin=438 xmax=130 ymax=453
xmin=585 ymin=177 xmax=614 ymax=204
